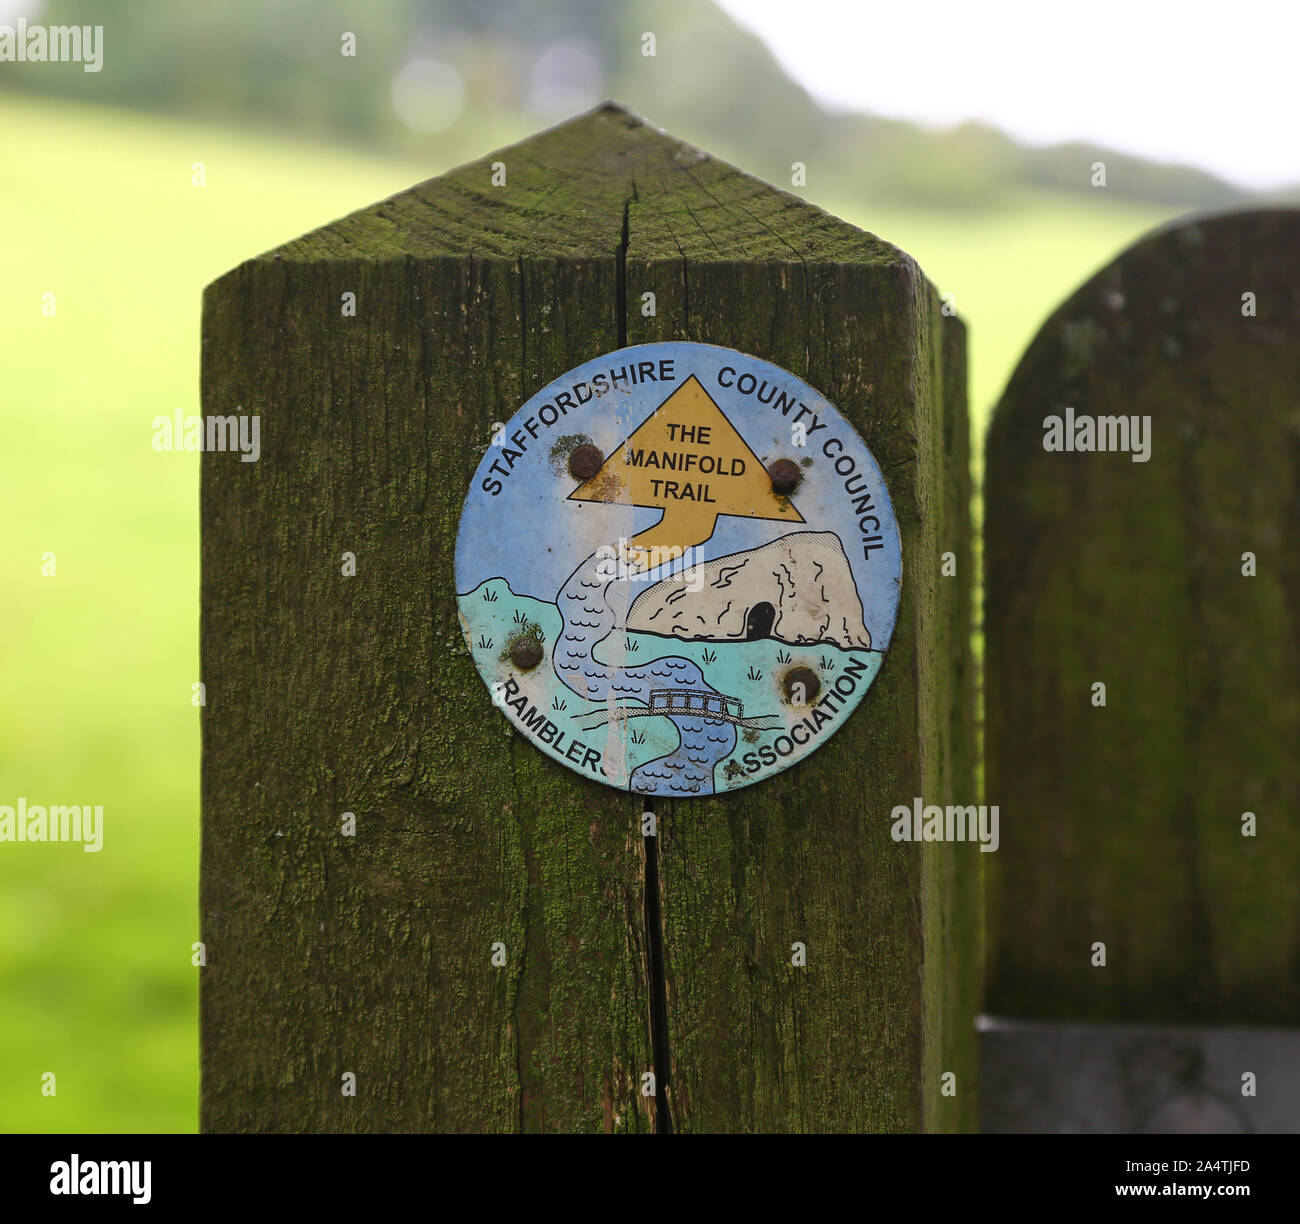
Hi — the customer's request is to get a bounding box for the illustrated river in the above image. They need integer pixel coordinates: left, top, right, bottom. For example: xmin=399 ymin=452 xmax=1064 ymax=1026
xmin=554 ymin=550 xmax=737 ymax=795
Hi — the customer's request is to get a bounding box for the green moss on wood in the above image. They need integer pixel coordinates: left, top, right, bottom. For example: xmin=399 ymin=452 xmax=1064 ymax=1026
xmin=201 ymin=108 xmax=977 ymax=1133
xmin=218 ymin=102 xmax=903 ymax=272
xmin=632 ymin=257 xmax=977 ymax=1132
xmin=984 ymin=209 xmax=1300 ymax=1024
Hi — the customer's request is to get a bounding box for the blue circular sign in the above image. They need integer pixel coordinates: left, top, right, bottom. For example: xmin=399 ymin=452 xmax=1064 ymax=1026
xmin=455 ymin=342 xmax=901 ymax=797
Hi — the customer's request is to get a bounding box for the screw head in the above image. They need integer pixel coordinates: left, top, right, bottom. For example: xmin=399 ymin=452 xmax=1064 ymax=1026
xmin=568 ymin=443 xmax=604 ymax=481
xmin=767 ymin=458 xmax=802 ymax=496
xmin=783 ymin=666 xmax=820 ymax=705
xmin=510 ymin=637 xmax=543 ymax=671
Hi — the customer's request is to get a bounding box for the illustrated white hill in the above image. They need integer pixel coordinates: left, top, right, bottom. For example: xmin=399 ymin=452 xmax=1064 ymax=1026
xmin=626 ymin=531 xmax=872 ymax=649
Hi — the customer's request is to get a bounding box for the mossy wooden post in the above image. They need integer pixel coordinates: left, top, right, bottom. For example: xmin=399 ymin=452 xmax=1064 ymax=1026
xmin=201 ymin=102 xmax=977 ymax=1133
xmin=984 ymin=210 xmax=1300 ymax=1026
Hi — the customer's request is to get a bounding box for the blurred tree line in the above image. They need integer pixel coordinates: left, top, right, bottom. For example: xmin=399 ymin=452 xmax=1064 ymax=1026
xmin=2 ymin=0 xmax=1258 ymax=208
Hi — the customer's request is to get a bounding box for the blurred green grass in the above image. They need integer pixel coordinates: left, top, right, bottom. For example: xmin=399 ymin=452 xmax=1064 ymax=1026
xmin=0 ymin=92 xmax=1176 ymax=1133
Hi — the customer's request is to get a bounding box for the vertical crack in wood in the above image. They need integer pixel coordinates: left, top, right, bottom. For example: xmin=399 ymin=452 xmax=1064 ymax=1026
xmin=617 ymin=198 xmax=630 ymax=348
xmin=517 ymin=254 xmax=527 ymax=378
xmin=641 ymin=802 xmax=674 ymax=1133
xmin=619 ymin=182 xmax=672 ymax=1131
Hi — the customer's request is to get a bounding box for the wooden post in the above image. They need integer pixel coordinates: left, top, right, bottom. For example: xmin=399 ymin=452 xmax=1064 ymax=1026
xmin=200 ymin=102 xmax=976 ymax=1133
xmin=984 ymin=209 xmax=1300 ymax=1026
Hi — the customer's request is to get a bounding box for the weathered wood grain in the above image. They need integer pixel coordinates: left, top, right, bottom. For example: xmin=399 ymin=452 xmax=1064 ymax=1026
xmin=201 ymin=102 xmax=977 ymax=1132
xmin=631 ymin=248 xmax=976 ymax=1132
xmin=984 ymin=209 xmax=1300 ymax=1025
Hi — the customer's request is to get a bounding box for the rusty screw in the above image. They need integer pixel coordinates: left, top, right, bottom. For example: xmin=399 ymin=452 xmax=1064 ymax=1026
xmin=568 ymin=443 xmax=604 ymax=481
xmin=767 ymin=458 xmax=802 ymax=496
xmin=783 ymin=666 xmax=820 ymax=705
xmin=510 ymin=637 xmax=543 ymax=671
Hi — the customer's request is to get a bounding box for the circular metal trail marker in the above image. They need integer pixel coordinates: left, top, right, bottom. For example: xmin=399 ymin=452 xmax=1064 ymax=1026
xmin=455 ymin=342 xmax=901 ymax=797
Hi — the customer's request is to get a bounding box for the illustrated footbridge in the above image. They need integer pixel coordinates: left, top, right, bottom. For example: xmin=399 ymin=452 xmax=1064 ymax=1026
xmin=576 ymin=687 xmax=783 ymax=731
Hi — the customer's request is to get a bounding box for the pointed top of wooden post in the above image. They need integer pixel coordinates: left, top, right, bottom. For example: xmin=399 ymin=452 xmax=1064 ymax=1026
xmin=201 ymin=100 xmax=974 ymax=1134
xmin=253 ymin=101 xmax=904 ymax=266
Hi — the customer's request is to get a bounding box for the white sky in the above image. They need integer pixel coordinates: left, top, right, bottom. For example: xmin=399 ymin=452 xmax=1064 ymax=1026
xmin=716 ymin=0 xmax=1300 ymax=189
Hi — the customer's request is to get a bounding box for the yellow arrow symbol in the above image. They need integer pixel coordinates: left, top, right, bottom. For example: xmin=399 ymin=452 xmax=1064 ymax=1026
xmin=568 ymin=375 xmax=803 ymax=570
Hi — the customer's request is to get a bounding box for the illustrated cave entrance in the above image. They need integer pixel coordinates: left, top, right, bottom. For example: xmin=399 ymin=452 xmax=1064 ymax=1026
xmin=745 ymin=601 xmax=776 ymax=641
